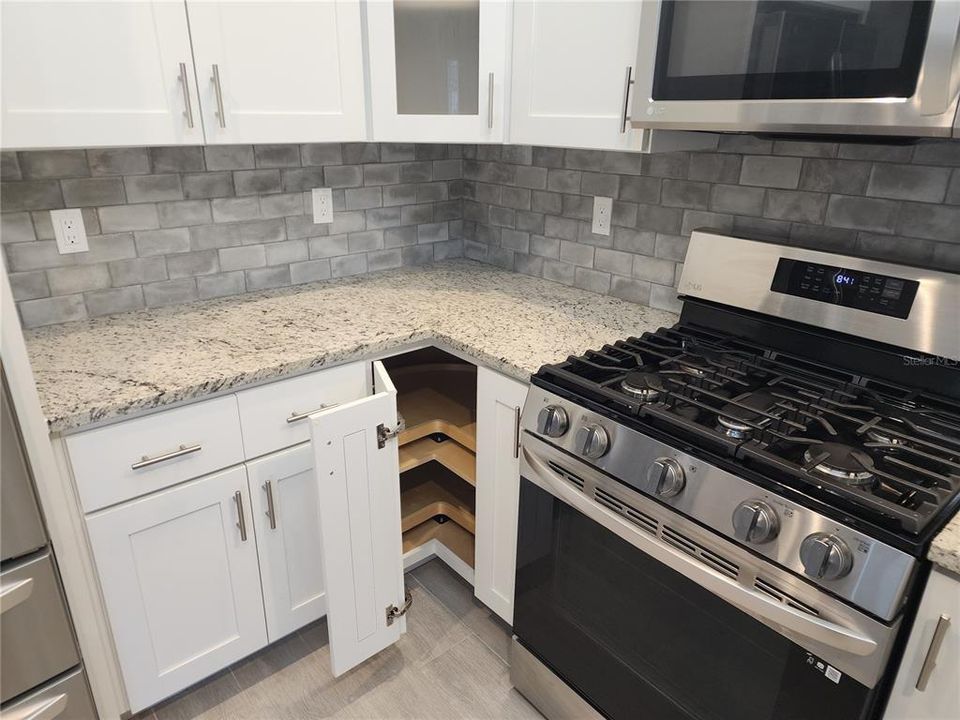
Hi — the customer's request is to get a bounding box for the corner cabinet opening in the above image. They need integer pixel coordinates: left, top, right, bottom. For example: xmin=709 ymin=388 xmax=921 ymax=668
xmin=385 ymin=348 xmax=478 ymax=583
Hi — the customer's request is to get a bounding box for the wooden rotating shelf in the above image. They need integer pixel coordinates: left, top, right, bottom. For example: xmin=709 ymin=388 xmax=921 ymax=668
xmin=402 ymin=519 xmax=475 ymax=568
xmin=399 ymin=436 xmax=475 ymax=486
xmin=392 ymin=364 xmax=477 ymax=452
xmin=401 ymin=465 xmax=475 ymax=534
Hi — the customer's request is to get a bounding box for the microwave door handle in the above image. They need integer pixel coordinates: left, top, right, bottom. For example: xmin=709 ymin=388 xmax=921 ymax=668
xmin=522 ymin=447 xmax=879 ymax=658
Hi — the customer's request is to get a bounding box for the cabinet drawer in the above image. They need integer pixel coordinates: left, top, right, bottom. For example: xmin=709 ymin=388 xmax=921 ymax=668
xmin=236 ymin=362 xmax=369 ymax=459
xmin=66 ymin=396 xmax=243 ymax=512
xmin=0 ymin=551 xmax=80 ymax=703
xmin=1 ymin=667 xmax=96 ymax=720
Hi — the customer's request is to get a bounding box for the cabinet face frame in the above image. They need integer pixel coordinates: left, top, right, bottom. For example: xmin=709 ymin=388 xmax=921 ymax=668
xmin=1 ymin=0 xmax=203 ymax=149
xmin=365 ymin=0 xmax=510 ymax=142
xmin=186 ymin=0 xmax=367 ymax=144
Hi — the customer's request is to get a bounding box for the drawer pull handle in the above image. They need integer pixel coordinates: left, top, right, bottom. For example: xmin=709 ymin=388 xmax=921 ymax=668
xmin=212 ymin=64 xmax=226 ymax=128
xmin=620 ymin=65 xmax=634 ymax=133
xmin=7 ymin=692 xmax=68 ymax=720
xmin=286 ymin=403 xmax=339 ymax=423
xmin=131 ymin=444 xmax=202 ymax=470
xmin=264 ymin=480 xmax=278 ymax=530
xmin=234 ymin=490 xmax=248 ymax=542
xmin=513 ymin=406 xmax=521 ymax=459
xmin=916 ymin=613 xmax=951 ymax=691
xmin=487 ymin=72 xmax=495 ymax=129
xmin=0 ymin=577 xmax=34 ymax=614
xmin=178 ymin=62 xmax=194 ymax=129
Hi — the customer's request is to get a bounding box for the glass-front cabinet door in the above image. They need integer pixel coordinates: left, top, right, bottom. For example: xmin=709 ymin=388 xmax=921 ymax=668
xmin=366 ymin=0 xmax=509 ymax=142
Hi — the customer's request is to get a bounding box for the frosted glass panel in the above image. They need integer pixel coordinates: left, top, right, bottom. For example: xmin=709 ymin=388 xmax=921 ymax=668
xmin=394 ymin=0 xmax=479 ymax=115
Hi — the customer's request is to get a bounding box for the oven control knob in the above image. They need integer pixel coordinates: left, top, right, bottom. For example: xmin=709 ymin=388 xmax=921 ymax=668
xmin=731 ymin=501 xmax=780 ymax=544
xmin=799 ymin=533 xmax=853 ymax=581
xmin=575 ymin=424 xmax=609 ymax=459
xmin=536 ymin=405 xmax=569 ymax=438
xmin=644 ymin=458 xmax=685 ymax=498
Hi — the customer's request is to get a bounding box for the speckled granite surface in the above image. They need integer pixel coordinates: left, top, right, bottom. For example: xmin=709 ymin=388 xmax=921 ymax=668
xmin=929 ymin=517 xmax=960 ymax=575
xmin=24 ymin=260 xmax=678 ymax=433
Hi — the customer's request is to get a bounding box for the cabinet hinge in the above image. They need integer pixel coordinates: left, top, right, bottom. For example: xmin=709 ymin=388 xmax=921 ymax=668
xmin=377 ymin=414 xmax=406 ymax=449
xmin=386 ymin=589 xmax=413 ymax=626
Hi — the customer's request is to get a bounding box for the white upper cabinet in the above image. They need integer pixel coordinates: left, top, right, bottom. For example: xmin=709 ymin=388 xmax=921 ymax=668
xmin=186 ymin=1 xmax=367 ymax=144
xmin=309 ymin=361 xmax=407 ymax=677
xmin=1 ymin=1 xmax=202 ymax=149
xmin=366 ymin=0 xmax=510 ymax=142
xmin=509 ymin=1 xmax=645 ymax=150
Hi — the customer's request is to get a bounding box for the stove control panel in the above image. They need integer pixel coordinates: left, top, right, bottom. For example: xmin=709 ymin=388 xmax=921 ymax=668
xmin=771 ymin=258 xmax=919 ymax=319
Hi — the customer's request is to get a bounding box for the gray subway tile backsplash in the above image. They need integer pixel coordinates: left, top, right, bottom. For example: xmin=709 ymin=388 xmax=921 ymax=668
xmin=2 ymin=139 xmax=959 ymax=327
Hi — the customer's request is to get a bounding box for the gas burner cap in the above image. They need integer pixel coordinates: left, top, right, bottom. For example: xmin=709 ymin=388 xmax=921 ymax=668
xmin=620 ymin=372 xmax=664 ymax=402
xmin=715 ymin=391 xmax=777 ymax=439
xmin=803 ymin=443 xmax=875 ymax=486
xmin=865 ymin=418 xmax=908 ymax=446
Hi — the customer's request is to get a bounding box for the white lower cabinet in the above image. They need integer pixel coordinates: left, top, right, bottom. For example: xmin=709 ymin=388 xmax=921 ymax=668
xmin=85 ymin=466 xmax=267 ymax=713
xmin=884 ymin=568 xmax=960 ymax=719
xmin=246 ymin=444 xmax=326 ymax=642
xmin=474 ymin=367 xmax=528 ymax=624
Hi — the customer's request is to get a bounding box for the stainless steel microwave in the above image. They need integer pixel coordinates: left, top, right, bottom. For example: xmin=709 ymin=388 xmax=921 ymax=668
xmin=630 ymin=0 xmax=960 ymax=137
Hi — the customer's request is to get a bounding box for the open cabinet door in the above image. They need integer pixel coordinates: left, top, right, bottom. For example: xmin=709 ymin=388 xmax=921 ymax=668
xmin=310 ymin=361 xmax=407 ymax=677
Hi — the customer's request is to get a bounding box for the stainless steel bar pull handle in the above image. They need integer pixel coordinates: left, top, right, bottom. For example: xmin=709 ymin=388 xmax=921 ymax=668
xmin=0 ymin=577 xmax=34 ymax=614
xmin=7 ymin=693 xmax=69 ymax=720
xmin=487 ymin=72 xmax=495 ymax=129
xmin=131 ymin=443 xmax=201 ymax=470
xmin=916 ymin=614 xmax=951 ymax=691
xmin=620 ymin=66 xmax=634 ymax=134
xmin=234 ymin=490 xmax=248 ymax=541
xmin=212 ymin=64 xmax=226 ymax=128
xmin=286 ymin=402 xmax=339 ymax=423
xmin=179 ymin=62 xmax=194 ymax=129
xmin=264 ymin=481 xmax=277 ymax=530
xmin=513 ymin=406 xmax=521 ymax=459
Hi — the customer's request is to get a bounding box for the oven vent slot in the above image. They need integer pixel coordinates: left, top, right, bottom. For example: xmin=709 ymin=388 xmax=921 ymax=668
xmin=661 ymin=526 xmax=740 ymax=579
xmin=754 ymin=578 xmax=820 ymax=616
xmin=593 ymin=488 xmax=658 ymax=534
xmin=547 ymin=461 xmax=585 ymax=489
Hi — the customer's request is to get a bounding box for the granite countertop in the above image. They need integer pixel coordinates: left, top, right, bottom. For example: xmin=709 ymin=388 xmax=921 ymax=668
xmin=22 ymin=258 xmax=960 ymax=574
xmin=24 ymin=259 xmax=678 ymax=433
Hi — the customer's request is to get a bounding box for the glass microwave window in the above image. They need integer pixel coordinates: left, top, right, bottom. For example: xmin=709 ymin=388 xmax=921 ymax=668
xmin=393 ymin=0 xmax=480 ymax=115
xmin=653 ymin=0 xmax=932 ymax=100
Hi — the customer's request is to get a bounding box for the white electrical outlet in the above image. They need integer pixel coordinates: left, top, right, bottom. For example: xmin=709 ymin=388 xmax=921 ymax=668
xmin=592 ymin=196 xmax=613 ymax=236
xmin=51 ymin=209 xmax=88 ymax=254
xmin=312 ymin=187 xmax=334 ymax=224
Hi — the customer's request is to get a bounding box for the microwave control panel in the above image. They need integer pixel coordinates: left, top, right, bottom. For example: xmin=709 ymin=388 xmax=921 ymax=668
xmin=771 ymin=258 xmax=919 ymax=319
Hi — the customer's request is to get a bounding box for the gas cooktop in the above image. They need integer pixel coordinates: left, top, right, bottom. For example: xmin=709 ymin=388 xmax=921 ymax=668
xmin=535 ymin=322 xmax=960 ymax=538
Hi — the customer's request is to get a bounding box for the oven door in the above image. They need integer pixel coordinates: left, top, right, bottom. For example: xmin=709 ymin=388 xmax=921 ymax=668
xmin=513 ymin=435 xmax=901 ymax=720
xmin=630 ymin=0 xmax=960 ymax=137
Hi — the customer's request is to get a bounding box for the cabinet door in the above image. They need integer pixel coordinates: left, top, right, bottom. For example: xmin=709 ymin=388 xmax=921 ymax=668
xmin=474 ymin=367 xmax=528 ymax=624
xmin=85 ymin=466 xmax=266 ymax=713
xmin=310 ymin=361 xmax=406 ymax=677
xmin=366 ymin=0 xmax=510 ymax=142
xmin=884 ymin=568 xmax=960 ymax=719
xmin=510 ymin=1 xmax=645 ymax=151
xmin=1 ymin=1 xmax=202 ymax=149
xmin=246 ymin=443 xmax=326 ymax=641
xmin=187 ymin=1 xmax=366 ymax=143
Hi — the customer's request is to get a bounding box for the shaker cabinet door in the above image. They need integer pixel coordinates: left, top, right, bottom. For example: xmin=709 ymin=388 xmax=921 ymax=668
xmin=474 ymin=367 xmax=527 ymax=624
xmin=247 ymin=443 xmax=327 ymax=641
xmin=509 ymin=0 xmax=646 ymax=151
xmin=310 ymin=361 xmax=407 ymax=677
xmin=1 ymin=1 xmax=202 ymax=148
xmin=366 ymin=0 xmax=510 ymax=142
xmin=186 ymin=0 xmax=366 ymax=143
xmin=85 ymin=466 xmax=267 ymax=713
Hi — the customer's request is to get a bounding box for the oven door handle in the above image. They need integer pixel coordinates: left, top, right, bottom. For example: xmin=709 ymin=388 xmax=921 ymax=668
xmin=523 ymin=447 xmax=879 ymax=658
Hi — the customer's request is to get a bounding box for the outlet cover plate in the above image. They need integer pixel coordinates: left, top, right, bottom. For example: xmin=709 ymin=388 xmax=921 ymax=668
xmin=51 ymin=208 xmax=88 ymax=254
xmin=312 ymin=187 xmax=333 ymax=224
xmin=591 ymin=196 xmax=612 ymax=236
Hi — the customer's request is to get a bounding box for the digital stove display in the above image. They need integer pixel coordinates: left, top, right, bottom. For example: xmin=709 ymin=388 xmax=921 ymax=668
xmin=771 ymin=259 xmax=919 ymax=319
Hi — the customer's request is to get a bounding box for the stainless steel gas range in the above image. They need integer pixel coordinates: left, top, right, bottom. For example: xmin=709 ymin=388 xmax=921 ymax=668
xmin=510 ymin=231 xmax=960 ymax=720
